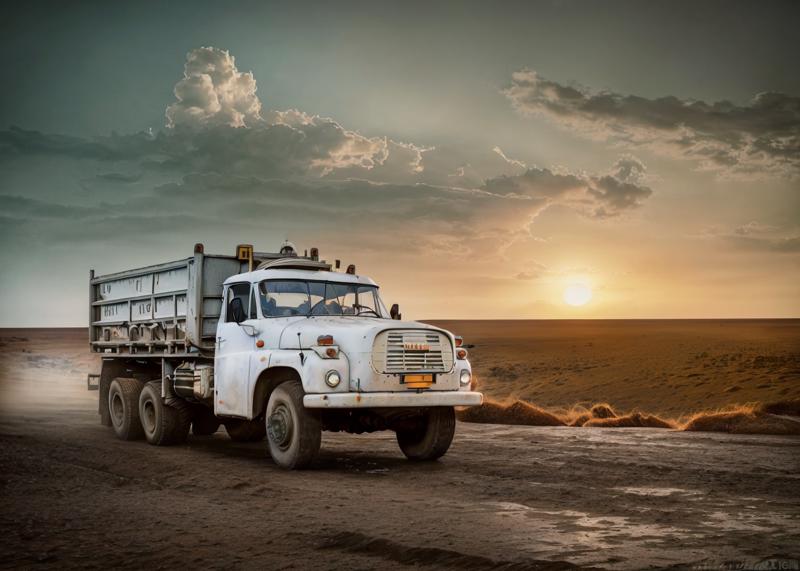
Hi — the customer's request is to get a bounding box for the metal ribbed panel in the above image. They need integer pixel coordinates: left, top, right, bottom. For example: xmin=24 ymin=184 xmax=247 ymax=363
xmin=373 ymin=330 xmax=454 ymax=373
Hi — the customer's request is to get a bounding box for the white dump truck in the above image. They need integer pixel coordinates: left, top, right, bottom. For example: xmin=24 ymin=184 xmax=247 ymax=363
xmin=88 ymin=242 xmax=482 ymax=468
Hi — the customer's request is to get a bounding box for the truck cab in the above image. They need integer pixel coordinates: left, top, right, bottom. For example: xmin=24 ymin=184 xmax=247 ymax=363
xmin=90 ymin=244 xmax=482 ymax=469
xmin=215 ymin=259 xmax=481 ymax=467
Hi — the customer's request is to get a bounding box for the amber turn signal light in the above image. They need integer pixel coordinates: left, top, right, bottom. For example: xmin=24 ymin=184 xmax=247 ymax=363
xmin=256 ymin=340 xmax=264 ymax=348
xmin=456 ymin=348 xmax=468 ymax=360
xmin=325 ymin=347 xmax=337 ymax=358
xmin=317 ymin=335 xmax=334 ymax=346
xmin=455 ymin=336 xmax=464 ymax=347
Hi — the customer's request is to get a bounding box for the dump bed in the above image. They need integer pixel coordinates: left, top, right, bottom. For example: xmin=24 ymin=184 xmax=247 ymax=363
xmin=89 ymin=244 xmax=315 ymax=357
xmin=89 ymin=247 xmax=243 ymax=356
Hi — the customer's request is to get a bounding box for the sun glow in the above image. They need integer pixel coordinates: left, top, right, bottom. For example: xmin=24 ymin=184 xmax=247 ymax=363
xmin=563 ymin=284 xmax=593 ymax=307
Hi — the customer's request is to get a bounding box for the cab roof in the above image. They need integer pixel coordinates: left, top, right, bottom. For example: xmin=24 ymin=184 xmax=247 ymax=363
xmin=224 ymin=268 xmax=378 ymax=287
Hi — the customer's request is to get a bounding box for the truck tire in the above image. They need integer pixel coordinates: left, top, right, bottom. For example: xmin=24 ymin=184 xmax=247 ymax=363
xmin=108 ymin=378 xmax=145 ymax=440
xmin=139 ymin=381 xmax=191 ymax=446
xmin=225 ymin=419 xmax=266 ymax=442
xmin=396 ymin=407 xmax=456 ymax=461
xmin=192 ymin=405 xmax=221 ymax=436
xmin=265 ymin=380 xmax=321 ymax=469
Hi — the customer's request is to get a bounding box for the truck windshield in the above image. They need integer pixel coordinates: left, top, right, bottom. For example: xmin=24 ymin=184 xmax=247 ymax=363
xmin=258 ymin=280 xmax=389 ymax=318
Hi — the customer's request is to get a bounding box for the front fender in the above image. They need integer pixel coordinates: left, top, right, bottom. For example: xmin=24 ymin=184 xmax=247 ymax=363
xmin=248 ymin=349 xmax=351 ymax=415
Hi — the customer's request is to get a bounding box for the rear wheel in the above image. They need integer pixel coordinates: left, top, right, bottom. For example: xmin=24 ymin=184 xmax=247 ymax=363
xmin=108 ymin=378 xmax=144 ymax=441
xmin=139 ymin=381 xmax=191 ymax=445
xmin=192 ymin=405 xmax=221 ymax=436
xmin=396 ymin=407 xmax=455 ymax=461
xmin=266 ymin=380 xmax=321 ymax=469
xmin=225 ymin=418 xmax=266 ymax=442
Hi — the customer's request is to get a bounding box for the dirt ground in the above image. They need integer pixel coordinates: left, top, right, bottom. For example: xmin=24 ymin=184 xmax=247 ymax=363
xmin=1 ymin=327 xmax=799 ymax=570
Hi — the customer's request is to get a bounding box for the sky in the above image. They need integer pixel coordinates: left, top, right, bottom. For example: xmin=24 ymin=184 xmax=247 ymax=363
xmin=1 ymin=0 xmax=798 ymax=326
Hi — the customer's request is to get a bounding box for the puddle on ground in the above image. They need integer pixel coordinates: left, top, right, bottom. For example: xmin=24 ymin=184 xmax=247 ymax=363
xmin=489 ymin=501 xmax=699 ymax=551
xmin=613 ymin=486 xmax=700 ymax=497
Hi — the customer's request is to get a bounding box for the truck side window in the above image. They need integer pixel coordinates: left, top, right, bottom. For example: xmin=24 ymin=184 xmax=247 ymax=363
xmin=226 ymin=283 xmax=251 ymax=323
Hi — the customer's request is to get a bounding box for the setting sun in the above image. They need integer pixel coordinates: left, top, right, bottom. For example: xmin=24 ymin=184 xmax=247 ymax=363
xmin=563 ymin=284 xmax=593 ymax=307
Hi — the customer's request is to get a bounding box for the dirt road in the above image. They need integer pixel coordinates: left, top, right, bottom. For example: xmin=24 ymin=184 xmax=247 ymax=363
xmin=1 ymin=330 xmax=799 ymax=569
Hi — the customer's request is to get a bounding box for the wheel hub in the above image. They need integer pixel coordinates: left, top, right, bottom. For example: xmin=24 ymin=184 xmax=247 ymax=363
xmin=111 ymin=393 xmax=124 ymax=427
xmin=268 ymin=404 xmax=293 ymax=450
xmin=142 ymin=400 xmax=156 ymax=433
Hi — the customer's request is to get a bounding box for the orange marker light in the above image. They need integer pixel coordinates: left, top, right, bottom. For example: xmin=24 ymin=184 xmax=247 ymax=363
xmin=256 ymin=340 xmax=265 ymax=348
xmin=457 ymin=348 xmax=468 ymax=360
xmin=317 ymin=335 xmax=334 ymax=346
xmin=455 ymin=336 xmax=464 ymax=347
xmin=325 ymin=347 xmax=337 ymax=358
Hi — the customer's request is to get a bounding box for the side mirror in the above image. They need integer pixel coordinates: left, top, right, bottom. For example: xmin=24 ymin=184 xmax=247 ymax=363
xmin=390 ymin=303 xmax=401 ymax=321
xmin=240 ymin=323 xmax=259 ymax=336
xmin=228 ymin=297 xmax=246 ymax=324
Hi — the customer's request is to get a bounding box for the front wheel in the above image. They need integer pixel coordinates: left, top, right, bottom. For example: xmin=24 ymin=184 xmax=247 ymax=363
xmin=265 ymin=380 xmax=321 ymax=469
xmin=396 ymin=407 xmax=456 ymax=461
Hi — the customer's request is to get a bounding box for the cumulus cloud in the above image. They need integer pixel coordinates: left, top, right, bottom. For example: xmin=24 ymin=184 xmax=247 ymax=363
xmin=266 ymin=108 xmax=392 ymax=175
xmin=481 ymin=156 xmax=652 ymax=218
xmin=504 ymin=69 xmax=800 ymax=178
xmin=0 ymin=47 xmax=659 ymax=265
xmin=166 ymin=47 xmax=262 ymax=128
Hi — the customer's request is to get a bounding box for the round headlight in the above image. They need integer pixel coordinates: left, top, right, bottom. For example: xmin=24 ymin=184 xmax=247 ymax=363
xmin=459 ymin=369 xmax=471 ymax=386
xmin=325 ymin=370 xmax=341 ymax=388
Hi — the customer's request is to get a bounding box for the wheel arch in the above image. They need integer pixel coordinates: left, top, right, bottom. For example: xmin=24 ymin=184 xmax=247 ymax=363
xmin=251 ymin=366 xmax=302 ymax=419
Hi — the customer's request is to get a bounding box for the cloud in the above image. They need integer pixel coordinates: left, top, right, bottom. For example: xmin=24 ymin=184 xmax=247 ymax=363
xmin=266 ymin=108 xmax=393 ymax=175
xmin=0 ymin=126 xmax=160 ymax=162
xmin=481 ymin=156 xmax=652 ymax=218
xmin=95 ymin=172 xmax=142 ymax=183
xmin=0 ymin=195 xmax=104 ymax=219
xmin=727 ymin=235 xmax=800 ymax=253
xmin=0 ymin=47 xmax=658 ymax=268
xmin=515 ymin=261 xmax=548 ymax=281
xmin=700 ymin=222 xmax=800 ymax=253
xmin=492 ymin=146 xmax=526 ymax=170
xmin=166 ymin=47 xmax=262 ymax=128
xmin=504 ymin=69 xmax=800 ymax=178
xmin=733 ymin=221 xmax=779 ymax=235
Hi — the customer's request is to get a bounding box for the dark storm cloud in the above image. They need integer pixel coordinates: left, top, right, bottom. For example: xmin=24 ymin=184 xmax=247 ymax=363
xmin=481 ymin=155 xmax=652 ymax=218
xmin=504 ymin=70 xmax=800 ymax=178
xmin=0 ymin=126 xmax=164 ymax=162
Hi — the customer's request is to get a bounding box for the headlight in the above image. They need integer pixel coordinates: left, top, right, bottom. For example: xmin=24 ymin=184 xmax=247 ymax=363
xmin=459 ymin=369 xmax=471 ymax=386
xmin=325 ymin=370 xmax=341 ymax=388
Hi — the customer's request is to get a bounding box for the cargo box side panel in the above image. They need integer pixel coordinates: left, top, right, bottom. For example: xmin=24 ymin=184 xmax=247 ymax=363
xmin=90 ymin=259 xmax=193 ymax=355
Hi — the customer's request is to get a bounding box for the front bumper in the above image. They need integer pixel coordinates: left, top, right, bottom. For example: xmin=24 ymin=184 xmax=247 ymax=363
xmin=303 ymin=391 xmax=483 ymax=409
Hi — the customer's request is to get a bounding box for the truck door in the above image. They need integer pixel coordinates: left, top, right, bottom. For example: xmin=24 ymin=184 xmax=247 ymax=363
xmin=215 ymin=283 xmax=256 ymax=417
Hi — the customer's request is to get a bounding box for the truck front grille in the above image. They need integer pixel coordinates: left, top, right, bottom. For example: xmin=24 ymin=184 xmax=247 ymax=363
xmin=372 ymin=330 xmax=454 ymax=374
